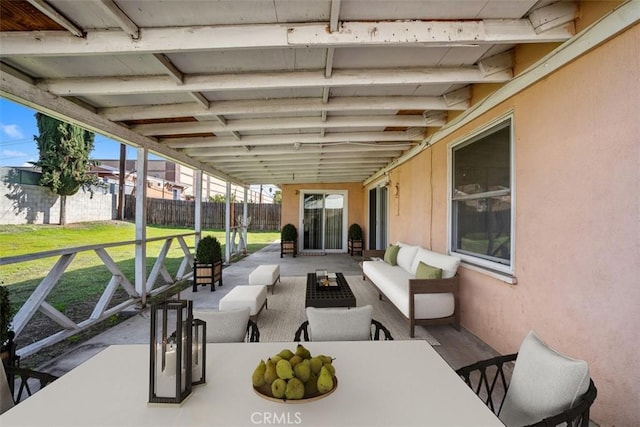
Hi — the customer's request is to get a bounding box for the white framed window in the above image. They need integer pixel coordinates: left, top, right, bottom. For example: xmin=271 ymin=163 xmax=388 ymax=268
xmin=449 ymin=117 xmax=514 ymax=274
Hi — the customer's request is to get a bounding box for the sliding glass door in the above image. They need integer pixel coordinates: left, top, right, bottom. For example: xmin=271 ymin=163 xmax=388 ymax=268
xmin=301 ymin=191 xmax=346 ymax=252
xmin=368 ymin=185 xmax=388 ymax=250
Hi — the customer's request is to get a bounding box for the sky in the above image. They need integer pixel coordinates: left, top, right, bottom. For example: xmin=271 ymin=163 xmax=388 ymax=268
xmin=0 ymin=98 xmax=145 ymax=167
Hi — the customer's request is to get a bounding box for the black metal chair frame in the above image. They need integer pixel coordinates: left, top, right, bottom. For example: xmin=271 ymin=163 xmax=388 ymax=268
xmin=456 ymin=353 xmax=597 ymax=427
xmin=3 ymin=365 xmax=58 ymax=404
xmin=246 ymin=319 xmax=260 ymax=342
xmin=293 ymin=319 xmax=394 ymax=342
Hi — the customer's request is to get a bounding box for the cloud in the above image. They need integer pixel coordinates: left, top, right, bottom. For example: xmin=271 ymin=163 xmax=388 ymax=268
xmin=1 ymin=124 xmax=25 ymax=139
xmin=2 ymin=149 xmax=28 ymax=158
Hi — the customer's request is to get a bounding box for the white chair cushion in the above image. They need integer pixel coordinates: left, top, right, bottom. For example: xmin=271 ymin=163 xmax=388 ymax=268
xmin=249 ymin=264 xmax=279 ymax=286
xmin=306 ymin=305 xmax=373 ymax=341
xmin=499 ymin=330 xmax=591 ymax=427
xmin=192 ymin=306 xmax=250 ymax=343
xmin=410 ymin=248 xmax=461 ymax=278
xmin=395 ymin=242 xmax=418 ymax=273
xmin=218 ymin=285 xmax=267 ymax=315
xmin=0 ymin=361 xmax=15 ymax=415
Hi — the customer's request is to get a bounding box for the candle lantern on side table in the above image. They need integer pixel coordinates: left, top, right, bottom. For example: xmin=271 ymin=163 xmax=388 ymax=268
xmin=191 ymin=318 xmax=206 ymax=386
xmin=149 ymin=300 xmax=193 ymax=404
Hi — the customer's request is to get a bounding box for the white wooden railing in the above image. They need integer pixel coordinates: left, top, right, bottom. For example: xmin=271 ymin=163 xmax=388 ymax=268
xmin=0 ymin=234 xmax=194 ymax=358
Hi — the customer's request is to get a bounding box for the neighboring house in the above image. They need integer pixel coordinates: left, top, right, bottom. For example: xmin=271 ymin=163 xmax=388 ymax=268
xmin=95 ymin=159 xmax=274 ymax=202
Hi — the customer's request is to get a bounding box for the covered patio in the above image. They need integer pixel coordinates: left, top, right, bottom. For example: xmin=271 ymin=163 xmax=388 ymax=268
xmin=1 ymin=1 xmax=639 ymax=425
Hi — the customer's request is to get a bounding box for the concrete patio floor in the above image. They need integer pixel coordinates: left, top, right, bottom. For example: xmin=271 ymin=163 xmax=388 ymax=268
xmin=38 ymin=243 xmax=499 ymax=377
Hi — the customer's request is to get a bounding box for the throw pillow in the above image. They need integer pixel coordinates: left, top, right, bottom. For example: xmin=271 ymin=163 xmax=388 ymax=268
xmin=499 ymin=330 xmax=590 ymax=426
xmin=415 ymin=261 xmax=443 ymax=279
xmin=383 ymin=244 xmax=400 ymax=266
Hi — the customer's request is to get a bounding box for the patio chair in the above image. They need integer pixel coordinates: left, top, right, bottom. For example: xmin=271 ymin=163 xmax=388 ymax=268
xmin=193 ymin=306 xmax=260 ymax=343
xmin=456 ymin=330 xmax=597 ymax=427
xmin=293 ymin=305 xmax=393 ymax=341
xmin=1 ymin=361 xmax=58 ymax=414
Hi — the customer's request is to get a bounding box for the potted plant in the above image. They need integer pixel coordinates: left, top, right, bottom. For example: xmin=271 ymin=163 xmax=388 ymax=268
xmin=280 ymin=223 xmax=298 ymax=258
xmin=193 ymin=236 xmax=223 ymax=292
xmin=0 ymin=286 xmax=17 ymax=367
xmin=348 ymin=223 xmax=364 ymax=256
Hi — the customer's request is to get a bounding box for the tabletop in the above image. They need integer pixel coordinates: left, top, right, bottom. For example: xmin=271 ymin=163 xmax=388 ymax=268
xmin=0 ymin=340 xmax=502 ymax=427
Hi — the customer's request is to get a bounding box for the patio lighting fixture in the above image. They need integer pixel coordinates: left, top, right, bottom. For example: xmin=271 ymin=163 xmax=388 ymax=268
xmin=149 ymin=299 xmax=206 ymax=405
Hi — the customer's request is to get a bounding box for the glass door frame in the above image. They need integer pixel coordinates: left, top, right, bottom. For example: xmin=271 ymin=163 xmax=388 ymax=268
xmin=368 ymin=182 xmax=389 ymax=250
xmin=298 ymin=189 xmax=349 ymax=253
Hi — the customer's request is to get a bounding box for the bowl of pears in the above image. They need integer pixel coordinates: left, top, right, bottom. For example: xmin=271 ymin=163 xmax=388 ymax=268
xmin=252 ymin=344 xmax=337 ymax=402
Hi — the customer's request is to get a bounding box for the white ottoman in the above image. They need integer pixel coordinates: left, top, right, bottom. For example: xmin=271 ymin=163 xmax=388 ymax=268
xmin=219 ymin=285 xmax=268 ymax=321
xmin=249 ymin=264 xmax=281 ymax=294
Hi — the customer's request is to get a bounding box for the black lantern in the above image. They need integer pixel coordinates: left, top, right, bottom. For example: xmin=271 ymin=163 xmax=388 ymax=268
xmin=149 ymin=300 xmax=193 ymax=404
xmin=191 ymin=318 xmax=206 ymax=385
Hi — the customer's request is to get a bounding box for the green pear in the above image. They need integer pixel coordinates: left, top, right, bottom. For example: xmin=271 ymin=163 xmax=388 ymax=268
xmin=309 ymin=356 xmax=323 ymax=375
xmin=293 ymin=359 xmax=311 ymax=383
xmin=305 ymin=373 xmax=318 ymax=396
xmin=270 ymin=355 xmax=283 ymax=363
xmin=317 ymin=366 xmax=334 ymax=394
xmin=264 ymin=358 xmax=278 ymax=385
xmin=295 ymin=344 xmax=311 ymax=359
xmin=252 ymin=359 xmax=266 ymax=387
xmin=323 ymin=362 xmax=336 ymax=377
xmin=285 ymin=377 xmax=305 ymax=400
xmin=276 ymin=359 xmax=294 ymax=379
xmin=277 ymin=349 xmax=294 ymax=360
xmin=289 ymin=355 xmax=303 ymax=367
xmin=271 ymin=378 xmax=286 ymax=399
xmin=319 ymin=355 xmax=333 ymax=364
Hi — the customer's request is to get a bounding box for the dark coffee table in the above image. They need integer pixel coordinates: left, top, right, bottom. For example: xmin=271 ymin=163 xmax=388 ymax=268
xmin=305 ymin=272 xmax=356 ymax=308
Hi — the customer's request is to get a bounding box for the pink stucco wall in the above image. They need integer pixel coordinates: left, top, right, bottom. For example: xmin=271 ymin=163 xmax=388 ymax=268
xmin=391 ymin=24 xmax=639 ymax=425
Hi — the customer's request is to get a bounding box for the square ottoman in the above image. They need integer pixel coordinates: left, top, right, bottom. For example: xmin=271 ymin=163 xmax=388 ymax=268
xmin=248 ymin=264 xmax=280 ymax=294
xmin=219 ymin=285 xmax=268 ymax=321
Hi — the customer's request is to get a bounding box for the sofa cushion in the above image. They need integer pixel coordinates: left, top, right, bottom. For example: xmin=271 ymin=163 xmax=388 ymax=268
xmin=396 ymin=243 xmax=419 ymax=273
xmin=415 ymin=261 xmax=443 ymax=279
xmin=499 ymin=330 xmax=591 ymax=427
xmin=306 ymin=305 xmax=373 ymax=341
xmin=410 ymin=248 xmax=461 ymax=278
xmin=383 ymin=244 xmax=400 ymax=266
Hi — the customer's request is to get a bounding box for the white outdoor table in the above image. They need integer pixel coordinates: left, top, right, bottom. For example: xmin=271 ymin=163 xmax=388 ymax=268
xmin=0 ymin=341 xmax=502 ymax=426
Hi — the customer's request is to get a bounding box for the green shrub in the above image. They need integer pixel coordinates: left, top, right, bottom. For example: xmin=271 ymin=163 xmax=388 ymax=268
xmin=281 ymin=223 xmax=298 ymax=241
xmin=348 ymin=223 xmax=363 ymax=240
xmin=0 ymin=286 xmax=13 ymax=349
xmin=195 ymin=236 xmax=222 ymax=264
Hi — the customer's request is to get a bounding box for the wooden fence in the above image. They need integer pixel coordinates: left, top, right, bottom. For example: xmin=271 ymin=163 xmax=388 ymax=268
xmin=124 ymin=195 xmax=281 ymax=230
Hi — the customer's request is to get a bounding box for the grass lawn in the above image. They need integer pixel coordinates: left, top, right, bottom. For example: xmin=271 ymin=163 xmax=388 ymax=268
xmin=0 ymin=221 xmax=279 ymax=366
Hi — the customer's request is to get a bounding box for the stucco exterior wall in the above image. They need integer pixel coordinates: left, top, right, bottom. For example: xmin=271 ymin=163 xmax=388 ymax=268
xmin=388 ymin=24 xmax=639 ymax=425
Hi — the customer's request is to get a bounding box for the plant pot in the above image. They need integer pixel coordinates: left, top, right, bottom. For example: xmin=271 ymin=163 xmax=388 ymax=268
xmin=280 ymin=240 xmax=297 ymax=258
xmin=193 ymin=260 xmax=223 ymax=292
xmin=348 ymin=238 xmax=363 ymax=256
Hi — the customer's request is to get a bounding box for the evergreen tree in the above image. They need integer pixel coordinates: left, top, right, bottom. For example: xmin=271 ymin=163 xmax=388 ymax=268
xmin=31 ymin=113 xmax=101 ymax=224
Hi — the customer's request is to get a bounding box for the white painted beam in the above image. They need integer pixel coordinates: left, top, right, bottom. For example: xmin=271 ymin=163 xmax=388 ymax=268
xmin=163 ymin=131 xmax=418 ymax=149
xmin=132 ymin=115 xmax=427 ymax=135
xmin=186 ymin=143 xmax=411 ymax=157
xmin=152 ymin=53 xmax=183 ymax=84
xmin=38 ymin=67 xmax=512 ymax=95
xmin=26 ymin=0 xmax=84 ymax=38
xmin=528 ymin=1 xmax=578 ymax=34
xmin=0 ymin=19 xmax=573 ymax=56
xmin=94 ymin=0 xmax=139 ymax=39
xmin=100 ymin=96 xmax=466 ymax=121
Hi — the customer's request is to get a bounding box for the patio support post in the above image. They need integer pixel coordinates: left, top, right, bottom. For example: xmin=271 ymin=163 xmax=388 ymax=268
xmin=243 ymin=187 xmax=248 ymax=250
xmin=194 ymin=170 xmax=202 ymax=247
xmin=135 ymin=147 xmax=148 ymax=305
xmin=225 ymin=181 xmax=231 ymax=264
